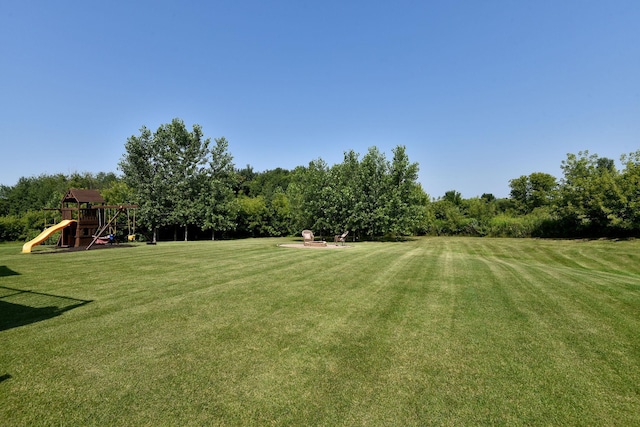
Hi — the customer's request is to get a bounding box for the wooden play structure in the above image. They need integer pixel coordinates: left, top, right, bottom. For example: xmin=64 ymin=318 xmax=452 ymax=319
xmin=22 ymin=189 xmax=137 ymax=253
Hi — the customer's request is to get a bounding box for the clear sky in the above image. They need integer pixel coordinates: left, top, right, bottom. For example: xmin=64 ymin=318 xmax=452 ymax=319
xmin=1 ymin=0 xmax=638 ymax=198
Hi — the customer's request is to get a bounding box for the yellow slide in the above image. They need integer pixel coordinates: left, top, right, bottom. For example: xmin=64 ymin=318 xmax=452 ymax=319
xmin=22 ymin=220 xmax=76 ymax=253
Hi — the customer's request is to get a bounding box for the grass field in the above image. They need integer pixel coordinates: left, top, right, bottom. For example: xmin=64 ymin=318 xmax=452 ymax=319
xmin=1 ymin=237 xmax=639 ymax=426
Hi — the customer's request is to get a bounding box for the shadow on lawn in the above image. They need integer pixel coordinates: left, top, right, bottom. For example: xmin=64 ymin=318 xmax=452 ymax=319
xmin=0 ymin=266 xmax=20 ymax=277
xmin=0 ymin=286 xmax=92 ymax=331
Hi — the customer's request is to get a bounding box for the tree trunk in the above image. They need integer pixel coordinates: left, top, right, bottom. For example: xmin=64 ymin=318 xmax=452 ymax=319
xmin=152 ymin=227 xmax=157 ymax=243
xmin=211 ymin=230 xmax=215 ymax=241
xmin=184 ymin=226 xmax=188 ymax=241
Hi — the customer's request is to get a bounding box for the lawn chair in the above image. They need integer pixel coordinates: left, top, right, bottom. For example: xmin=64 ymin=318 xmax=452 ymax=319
xmin=302 ymin=229 xmax=314 ymax=246
xmin=334 ymin=231 xmax=349 ymax=246
xmin=302 ymin=229 xmax=327 ymax=247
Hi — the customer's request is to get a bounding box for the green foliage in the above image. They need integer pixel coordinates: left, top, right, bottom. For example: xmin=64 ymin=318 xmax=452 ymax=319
xmin=119 ymin=119 xmax=237 ymax=241
xmin=428 ymin=199 xmax=468 ymax=235
xmin=385 ymin=145 xmax=424 ymax=237
xmin=0 ymin=215 xmax=24 ymax=241
xmin=236 ymin=195 xmax=270 ymax=236
xmin=287 ymin=158 xmax=332 ymax=235
xmin=235 ymin=164 xmax=257 ymax=196
xmin=443 ymin=190 xmax=462 ymax=206
xmin=509 ymin=172 xmax=557 ymax=214
xmin=556 ymin=151 xmax=625 ymax=235
xmin=244 ymin=167 xmax=292 ymax=199
xmin=101 ymin=181 xmax=134 ymax=205
xmin=0 ymin=172 xmax=117 ymax=217
xmin=4 ymin=140 xmax=640 ymax=241
xmin=118 ymin=125 xmax=162 ymax=237
xmin=489 ymin=213 xmax=535 ymax=238
xmin=231 ymin=167 xmax=293 ymax=237
xmin=420 ymin=147 xmax=640 ymax=237
xmin=287 ymin=146 xmax=427 ymax=240
xmin=235 ymin=191 xmax=293 ymax=238
xmin=203 ymin=137 xmax=238 ymax=239
xmin=269 ymin=189 xmax=294 ymax=236
xmin=618 ymin=150 xmax=640 ymax=231
xmin=0 ymin=210 xmax=51 ymax=242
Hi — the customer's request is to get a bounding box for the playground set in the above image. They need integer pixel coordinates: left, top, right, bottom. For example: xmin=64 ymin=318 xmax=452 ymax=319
xmin=22 ymin=189 xmax=138 ymax=253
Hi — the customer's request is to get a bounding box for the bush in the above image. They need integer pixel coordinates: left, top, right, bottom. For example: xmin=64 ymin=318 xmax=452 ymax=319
xmin=0 ymin=215 xmax=24 ymax=242
xmin=0 ymin=210 xmax=51 ymax=242
xmin=489 ymin=215 xmax=532 ymax=238
xmin=488 ymin=208 xmax=557 ymax=238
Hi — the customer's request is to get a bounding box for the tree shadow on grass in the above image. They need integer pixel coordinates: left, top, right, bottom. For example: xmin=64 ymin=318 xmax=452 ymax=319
xmin=0 ymin=266 xmax=20 ymax=277
xmin=0 ymin=286 xmax=92 ymax=331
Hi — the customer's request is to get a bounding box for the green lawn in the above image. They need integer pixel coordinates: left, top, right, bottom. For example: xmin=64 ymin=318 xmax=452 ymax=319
xmin=1 ymin=237 xmax=639 ymax=426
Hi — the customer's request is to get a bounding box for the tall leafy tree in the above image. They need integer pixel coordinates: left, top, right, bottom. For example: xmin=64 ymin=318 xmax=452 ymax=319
xmin=288 ymin=159 xmax=332 ymax=236
xmin=236 ymin=194 xmax=270 ymax=237
xmin=119 ymin=118 xmax=223 ymax=242
xmin=157 ymin=120 xmax=211 ymax=241
xmin=356 ymin=147 xmax=390 ymax=238
xmin=443 ymin=190 xmax=463 ymax=206
xmin=204 ymin=137 xmax=238 ymax=239
xmin=232 ymin=166 xmax=292 ymax=237
xmin=557 ymin=151 xmax=622 ymax=234
xmin=385 ymin=145 xmax=423 ymax=237
xmin=269 ymin=188 xmax=293 ymax=236
xmin=618 ymin=150 xmax=640 ymax=231
xmin=509 ymin=172 xmax=558 ymax=214
xmin=288 ymin=145 xmax=426 ymax=240
xmin=119 ymin=125 xmax=163 ymax=241
xmin=330 ymin=150 xmax=362 ymax=236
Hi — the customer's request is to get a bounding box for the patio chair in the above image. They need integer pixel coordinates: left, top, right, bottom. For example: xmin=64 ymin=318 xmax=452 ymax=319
xmin=302 ymin=229 xmax=327 ymax=247
xmin=334 ymin=231 xmax=349 ymax=246
xmin=302 ymin=229 xmax=314 ymax=246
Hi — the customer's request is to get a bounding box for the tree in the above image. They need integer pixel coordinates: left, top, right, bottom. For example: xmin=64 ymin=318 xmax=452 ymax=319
xmin=430 ymin=197 xmax=466 ymax=235
xmin=204 ymin=137 xmax=237 ymax=239
xmin=357 ymin=147 xmax=390 ymax=238
xmin=119 ymin=118 xmax=225 ymax=242
xmin=288 ymin=146 xmax=426 ymax=240
xmin=462 ymin=196 xmax=497 ymax=235
xmin=385 ymin=145 xmax=424 ymax=237
xmin=236 ymin=195 xmax=270 ymax=237
xmin=119 ymin=125 xmax=163 ymax=241
xmin=443 ymin=190 xmax=462 ymax=206
xmin=618 ymin=150 xmax=640 ymax=231
xmin=245 ymin=167 xmax=292 ymax=199
xmin=481 ymin=193 xmax=496 ymax=203
xmin=509 ymin=172 xmax=557 ymax=214
xmin=269 ymin=189 xmax=293 ymax=236
xmin=231 ymin=166 xmax=292 ymax=237
xmin=288 ymin=159 xmax=332 ymax=236
xmin=556 ymin=151 xmax=622 ymax=234
xmin=101 ymin=181 xmax=134 ymax=205
xmin=330 ymin=150 xmax=362 ymax=237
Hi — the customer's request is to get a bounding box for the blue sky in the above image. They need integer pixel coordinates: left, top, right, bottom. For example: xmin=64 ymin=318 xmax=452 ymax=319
xmin=1 ymin=0 xmax=638 ymax=198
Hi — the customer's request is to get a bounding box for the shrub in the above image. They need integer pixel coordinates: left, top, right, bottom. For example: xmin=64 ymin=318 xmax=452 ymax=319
xmin=0 ymin=215 xmax=24 ymax=242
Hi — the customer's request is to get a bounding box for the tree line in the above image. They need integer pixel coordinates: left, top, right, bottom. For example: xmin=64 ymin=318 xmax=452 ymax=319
xmin=1 ymin=118 xmax=639 ymax=242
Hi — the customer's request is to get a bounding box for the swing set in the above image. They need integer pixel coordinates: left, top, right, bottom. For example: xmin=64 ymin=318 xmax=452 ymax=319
xmin=87 ymin=205 xmax=138 ymax=249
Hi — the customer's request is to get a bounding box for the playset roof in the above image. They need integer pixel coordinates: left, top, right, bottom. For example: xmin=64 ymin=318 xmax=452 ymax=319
xmin=62 ymin=188 xmax=106 ymax=204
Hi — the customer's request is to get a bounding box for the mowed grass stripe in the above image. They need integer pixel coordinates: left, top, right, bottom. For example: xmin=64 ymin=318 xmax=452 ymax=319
xmin=1 ymin=238 xmax=639 ymax=425
xmin=477 ymin=244 xmax=640 ymax=423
